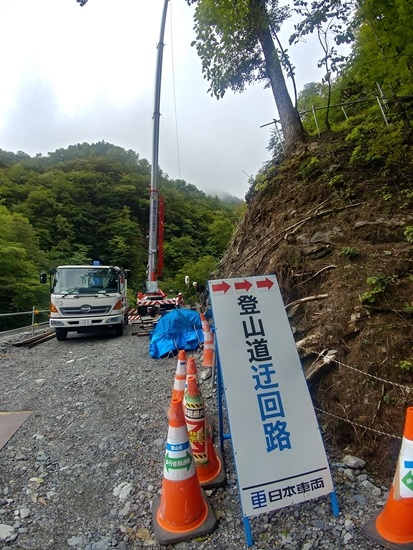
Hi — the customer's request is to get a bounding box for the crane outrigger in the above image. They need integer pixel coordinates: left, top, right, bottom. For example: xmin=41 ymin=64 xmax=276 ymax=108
xmin=137 ymin=0 xmax=176 ymax=316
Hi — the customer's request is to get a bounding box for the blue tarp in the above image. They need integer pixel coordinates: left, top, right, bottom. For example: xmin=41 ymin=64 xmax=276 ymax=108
xmin=149 ymin=308 xmax=204 ymax=358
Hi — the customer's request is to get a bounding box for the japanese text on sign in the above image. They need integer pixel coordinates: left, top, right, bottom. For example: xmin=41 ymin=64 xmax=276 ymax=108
xmin=238 ymin=294 xmax=291 ymax=453
xmin=250 ymin=476 xmax=325 ymax=510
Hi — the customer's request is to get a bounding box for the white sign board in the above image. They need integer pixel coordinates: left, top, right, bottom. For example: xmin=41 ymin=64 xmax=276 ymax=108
xmin=209 ymin=275 xmax=333 ymax=518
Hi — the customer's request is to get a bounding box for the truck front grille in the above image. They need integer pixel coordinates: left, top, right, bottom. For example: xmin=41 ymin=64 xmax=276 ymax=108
xmin=59 ymin=305 xmax=112 ymax=316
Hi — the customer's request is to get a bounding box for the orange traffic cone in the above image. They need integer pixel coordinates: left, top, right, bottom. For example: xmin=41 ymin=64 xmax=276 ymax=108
xmin=186 ymin=355 xmax=199 ymax=385
xmin=200 ymin=312 xmax=209 ymax=330
xmin=184 ymin=376 xmax=226 ymax=489
xmin=171 ymin=349 xmax=187 ymax=402
xmin=202 ymin=330 xmax=215 ymax=368
xmin=183 ymin=356 xmax=199 ymax=409
xmin=152 ymin=398 xmax=217 ymax=544
xmin=184 ymin=355 xmax=215 ymax=437
xmin=199 ymin=423 xmax=227 ymax=489
xmin=363 ymin=407 xmax=413 ymax=548
xmin=184 ymin=375 xmax=207 ymax=463
xmin=200 ymin=314 xmax=214 ymax=368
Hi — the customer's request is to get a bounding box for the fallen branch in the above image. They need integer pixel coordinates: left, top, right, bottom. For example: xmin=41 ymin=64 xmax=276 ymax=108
xmin=286 ymin=293 xmax=329 ymax=311
xmin=294 ymin=265 xmax=336 ymax=287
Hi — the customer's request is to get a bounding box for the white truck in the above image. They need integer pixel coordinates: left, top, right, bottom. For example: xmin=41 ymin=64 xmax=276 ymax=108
xmin=40 ymin=263 xmax=129 ymax=341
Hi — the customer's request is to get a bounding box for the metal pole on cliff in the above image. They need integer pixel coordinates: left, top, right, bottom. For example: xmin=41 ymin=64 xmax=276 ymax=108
xmin=147 ymin=0 xmax=169 ymax=292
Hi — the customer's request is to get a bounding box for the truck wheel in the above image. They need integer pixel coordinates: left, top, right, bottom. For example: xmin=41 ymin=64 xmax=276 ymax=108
xmin=55 ymin=328 xmax=68 ymax=341
xmin=138 ymin=306 xmax=147 ymax=316
xmin=115 ymin=323 xmax=124 ymax=337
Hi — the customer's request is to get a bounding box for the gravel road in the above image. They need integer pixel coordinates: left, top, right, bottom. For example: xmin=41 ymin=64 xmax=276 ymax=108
xmin=0 ymin=325 xmax=392 ymax=549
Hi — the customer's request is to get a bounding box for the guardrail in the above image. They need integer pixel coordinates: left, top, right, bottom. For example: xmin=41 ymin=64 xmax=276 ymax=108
xmin=0 ymin=307 xmax=50 ymax=337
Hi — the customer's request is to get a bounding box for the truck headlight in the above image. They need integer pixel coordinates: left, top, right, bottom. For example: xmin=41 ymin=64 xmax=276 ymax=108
xmin=106 ymin=316 xmax=121 ymax=324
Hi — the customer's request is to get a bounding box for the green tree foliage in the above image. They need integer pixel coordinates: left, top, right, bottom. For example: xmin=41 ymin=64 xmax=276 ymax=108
xmin=186 ymin=0 xmax=305 ymax=150
xmin=290 ymin=0 xmax=354 ymax=130
xmin=298 ymin=82 xmax=329 ymax=125
xmin=0 ymin=142 xmax=241 ymax=319
xmin=296 ymin=81 xmax=343 ymax=134
xmin=208 ymin=213 xmax=238 ymax=255
xmin=346 ymin=0 xmax=413 ymax=138
xmin=0 ymin=206 xmax=49 ymax=328
xmin=173 ymin=254 xmax=218 ymax=301
xmin=350 ymin=0 xmax=413 ymax=97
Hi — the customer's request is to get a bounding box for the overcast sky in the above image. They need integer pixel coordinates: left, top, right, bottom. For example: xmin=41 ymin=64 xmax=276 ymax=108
xmin=0 ymin=0 xmax=326 ymax=199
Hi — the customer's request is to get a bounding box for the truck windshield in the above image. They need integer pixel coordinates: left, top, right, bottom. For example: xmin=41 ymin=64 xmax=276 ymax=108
xmin=52 ymin=267 xmax=119 ymax=294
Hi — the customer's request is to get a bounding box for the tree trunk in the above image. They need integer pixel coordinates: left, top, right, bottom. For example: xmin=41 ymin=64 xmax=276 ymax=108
xmin=252 ymin=0 xmax=305 ymax=151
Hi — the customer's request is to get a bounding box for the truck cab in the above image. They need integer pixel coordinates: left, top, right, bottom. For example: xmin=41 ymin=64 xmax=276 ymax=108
xmin=41 ymin=264 xmax=129 ymax=341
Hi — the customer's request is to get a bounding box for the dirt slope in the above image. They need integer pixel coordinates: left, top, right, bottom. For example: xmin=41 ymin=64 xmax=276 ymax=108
xmin=217 ymin=132 xmax=413 ymax=479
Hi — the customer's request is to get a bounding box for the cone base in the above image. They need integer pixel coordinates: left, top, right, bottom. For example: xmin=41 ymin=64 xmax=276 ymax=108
xmin=199 ymin=445 xmax=227 ymax=490
xmin=202 ymin=352 xmax=214 ymax=368
xmin=363 ymin=517 xmax=413 ymax=549
xmin=152 ymin=490 xmax=218 ymax=545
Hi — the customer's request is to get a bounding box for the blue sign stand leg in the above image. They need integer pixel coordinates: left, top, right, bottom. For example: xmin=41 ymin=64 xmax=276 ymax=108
xmin=243 ymin=517 xmax=254 ymax=547
xmin=330 ymin=490 xmax=340 ymax=516
xmin=216 ymin=347 xmax=225 ymax=451
xmin=216 ymin=346 xmax=232 ymax=448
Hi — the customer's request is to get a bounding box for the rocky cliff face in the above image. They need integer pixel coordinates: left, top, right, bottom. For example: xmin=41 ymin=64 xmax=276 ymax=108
xmin=217 ymin=133 xmax=413 ymax=479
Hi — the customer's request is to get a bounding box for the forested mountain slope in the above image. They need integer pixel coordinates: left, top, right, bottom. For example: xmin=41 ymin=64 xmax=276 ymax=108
xmin=218 ymin=129 xmax=413 ymax=479
xmin=0 ymin=142 xmax=243 ymax=324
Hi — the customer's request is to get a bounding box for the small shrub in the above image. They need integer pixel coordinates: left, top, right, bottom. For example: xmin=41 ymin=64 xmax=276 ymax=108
xmin=349 ymin=144 xmax=384 ymax=167
xmin=326 ymin=174 xmax=345 ymax=189
xmin=377 ymin=186 xmax=393 ymax=201
xmin=404 ymin=226 xmax=413 ymax=243
xmin=401 ymin=189 xmax=413 ymax=202
xmin=300 ymin=157 xmax=320 ymax=180
xmin=395 ymin=359 xmax=413 ymax=372
xmin=359 ymin=275 xmax=394 ymax=304
xmin=339 ymin=246 xmax=360 ymax=259
xmin=403 ymin=303 xmax=413 ymax=314
xmin=383 ymin=393 xmax=392 ymax=404
xmin=346 ymin=120 xmax=406 ymax=169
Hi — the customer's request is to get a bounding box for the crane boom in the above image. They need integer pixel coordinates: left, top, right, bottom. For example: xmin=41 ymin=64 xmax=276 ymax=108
xmin=137 ymin=0 xmax=176 ymax=317
xmin=147 ymin=0 xmax=169 ymax=292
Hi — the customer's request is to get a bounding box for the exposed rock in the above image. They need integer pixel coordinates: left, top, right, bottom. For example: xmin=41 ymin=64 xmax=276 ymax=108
xmin=0 ymin=524 xmax=14 ymax=541
xmin=342 ymin=455 xmax=366 ymax=469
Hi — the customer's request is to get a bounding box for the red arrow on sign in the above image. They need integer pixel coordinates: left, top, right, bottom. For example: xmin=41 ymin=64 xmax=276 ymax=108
xmin=211 ymin=280 xmax=231 ymax=294
xmin=234 ymin=279 xmax=253 ymax=292
xmin=256 ymin=277 xmax=274 ymax=290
